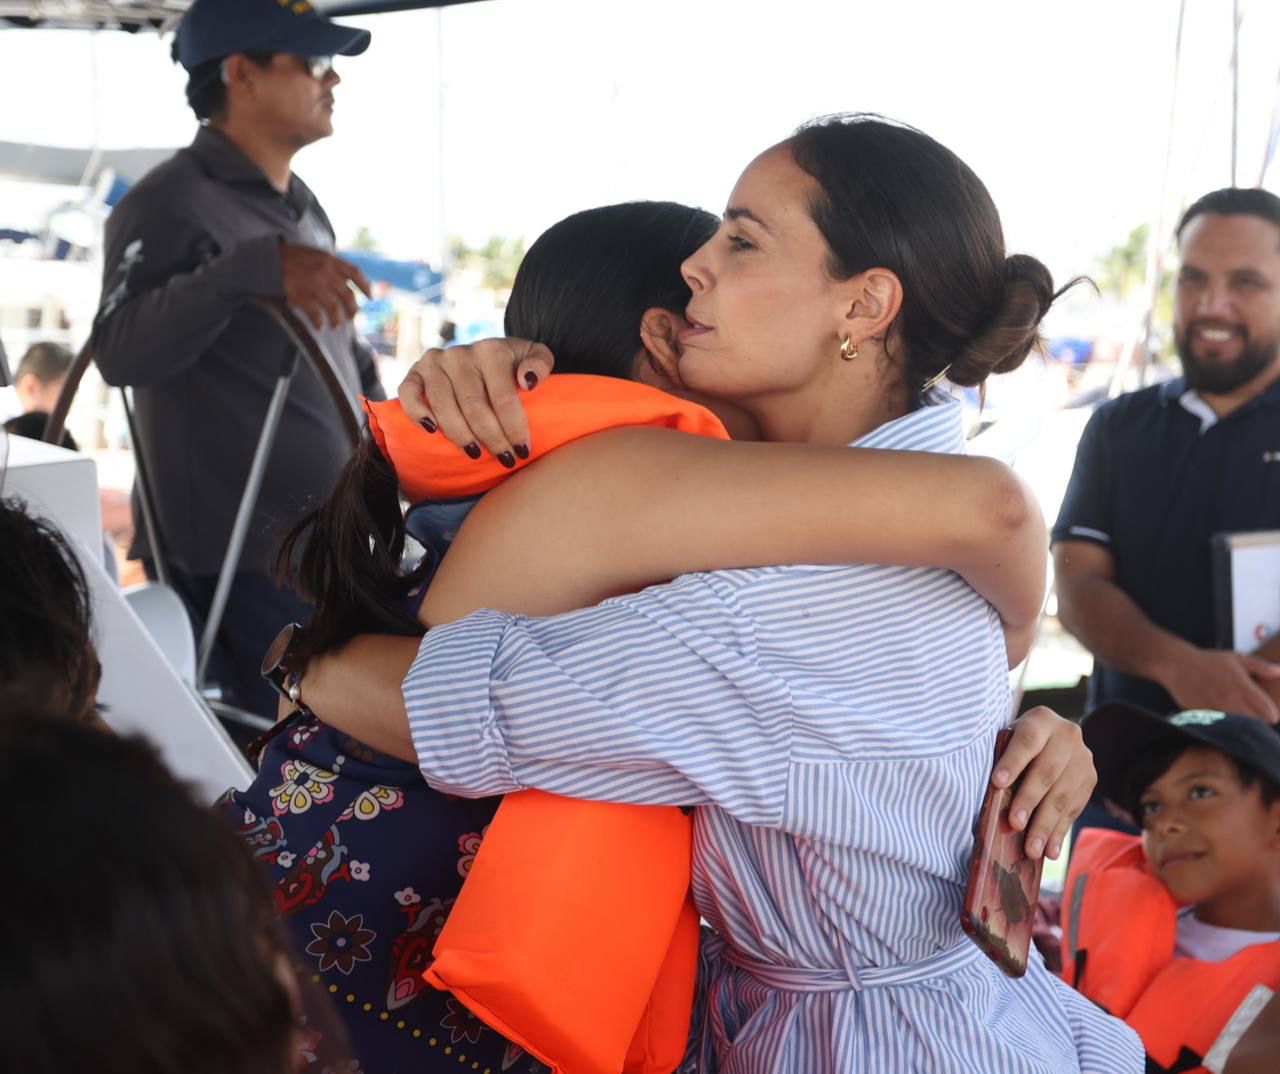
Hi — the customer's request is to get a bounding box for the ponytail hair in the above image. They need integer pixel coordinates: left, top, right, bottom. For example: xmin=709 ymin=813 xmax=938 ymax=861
xmin=275 ymin=434 xmax=427 ymax=668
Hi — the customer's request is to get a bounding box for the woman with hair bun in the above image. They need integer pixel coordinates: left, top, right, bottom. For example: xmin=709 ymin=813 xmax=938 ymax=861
xmin=303 ymin=115 xmax=1142 ymax=1071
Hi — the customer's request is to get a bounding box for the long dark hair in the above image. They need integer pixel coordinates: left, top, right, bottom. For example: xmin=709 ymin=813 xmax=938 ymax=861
xmin=0 ymin=719 xmax=317 ymax=1074
xmin=278 ymin=201 xmax=717 ymax=665
xmin=277 ymin=432 xmax=427 ymax=668
xmin=789 ymin=114 xmax=1083 ymax=394
xmin=0 ymin=496 xmax=99 ymax=723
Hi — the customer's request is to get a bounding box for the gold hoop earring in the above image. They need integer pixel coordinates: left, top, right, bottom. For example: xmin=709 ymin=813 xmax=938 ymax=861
xmin=839 ymin=336 xmax=859 ymax=362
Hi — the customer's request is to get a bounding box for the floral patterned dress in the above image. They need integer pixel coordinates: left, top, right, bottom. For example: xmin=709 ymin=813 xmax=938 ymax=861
xmin=220 ymin=714 xmax=551 ymax=1074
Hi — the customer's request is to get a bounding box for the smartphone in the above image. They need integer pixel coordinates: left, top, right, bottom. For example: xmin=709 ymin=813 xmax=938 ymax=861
xmin=960 ymin=727 xmax=1044 ymax=978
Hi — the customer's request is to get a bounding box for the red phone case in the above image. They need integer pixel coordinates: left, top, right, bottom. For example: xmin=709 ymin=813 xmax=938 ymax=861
xmin=960 ymin=727 xmax=1044 ymax=978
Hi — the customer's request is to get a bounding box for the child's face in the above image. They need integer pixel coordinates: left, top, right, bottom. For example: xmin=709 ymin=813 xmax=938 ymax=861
xmin=1138 ymin=746 xmax=1280 ymax=910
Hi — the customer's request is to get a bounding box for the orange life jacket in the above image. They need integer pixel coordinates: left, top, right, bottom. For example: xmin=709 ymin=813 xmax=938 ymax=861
xmin=366 ymin=372 xmax=728 ymax=503
xmin=1060 ymin=828 xmax=1280 ymax=1074
xmin=363 ymin=375 xmax=730 ymax=1074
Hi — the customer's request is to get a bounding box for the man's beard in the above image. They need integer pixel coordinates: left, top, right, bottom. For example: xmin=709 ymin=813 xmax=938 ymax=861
xmin=1176 ymin=321 xmax=1280 ymax=395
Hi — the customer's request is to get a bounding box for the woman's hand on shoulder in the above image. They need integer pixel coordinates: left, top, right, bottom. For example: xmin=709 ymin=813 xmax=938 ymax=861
xmin=398 ymin=338 xmax=556 ymax=461
xmin=994 ymin=707 xmax=1094 ymax=861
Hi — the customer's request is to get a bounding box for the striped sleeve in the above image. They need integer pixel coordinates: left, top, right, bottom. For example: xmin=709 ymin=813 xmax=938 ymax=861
xmin=402 ymin=574 xmax=796 ymax=825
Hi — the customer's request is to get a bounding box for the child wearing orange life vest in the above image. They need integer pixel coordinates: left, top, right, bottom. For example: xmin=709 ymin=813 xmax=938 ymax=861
xmin=1060 ymin=705 xmax=1280 ymax=1074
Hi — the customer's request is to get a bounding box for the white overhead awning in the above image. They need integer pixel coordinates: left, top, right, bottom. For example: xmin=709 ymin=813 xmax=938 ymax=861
xmin=0 ymin=140 xmax=173 ymax=183
xmin=0 ymin=1 xmax=189 ymax=30
xmin=0 ymin=0 xmax=484 ymax=31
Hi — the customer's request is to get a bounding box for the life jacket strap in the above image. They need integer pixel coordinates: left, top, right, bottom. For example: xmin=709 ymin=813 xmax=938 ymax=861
xmin=1201 ymin=984 xmax=1276 ymax=1074
xmin=1144 ymin=1045 xmax=1204 ymax=1074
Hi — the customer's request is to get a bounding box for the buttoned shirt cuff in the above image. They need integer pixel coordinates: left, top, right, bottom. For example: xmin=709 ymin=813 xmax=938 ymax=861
xmin=402 ymin=610 xmax=524 ymax=797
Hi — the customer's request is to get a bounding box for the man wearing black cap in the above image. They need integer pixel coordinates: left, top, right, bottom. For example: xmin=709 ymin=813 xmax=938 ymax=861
xmin=1060 ymin=705 xmax=1280 ymax=1072
xmin=93 ymin=0 xmax=385 ymax=720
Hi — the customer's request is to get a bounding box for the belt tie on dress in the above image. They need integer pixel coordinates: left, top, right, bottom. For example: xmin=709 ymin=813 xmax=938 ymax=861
xmin=720 ymin=934 xmax=986 ymax=993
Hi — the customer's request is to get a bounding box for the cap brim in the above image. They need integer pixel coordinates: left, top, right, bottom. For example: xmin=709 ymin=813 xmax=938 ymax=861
xmin=1081 ymin=703 xmax=1199 ymax=811
xmin=263 ymin=20 xmax=371 ymax=59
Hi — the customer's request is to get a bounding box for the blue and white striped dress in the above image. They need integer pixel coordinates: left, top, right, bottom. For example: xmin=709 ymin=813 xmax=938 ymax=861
xmin=403 ymin=394 xmax=1143 ymax=1073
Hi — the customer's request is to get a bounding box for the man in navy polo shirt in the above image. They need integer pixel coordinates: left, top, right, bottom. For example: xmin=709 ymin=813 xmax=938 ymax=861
xmin=1054 ymin=188 xmax=1280 ymax=811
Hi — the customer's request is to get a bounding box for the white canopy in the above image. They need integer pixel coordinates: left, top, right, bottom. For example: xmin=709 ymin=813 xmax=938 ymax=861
xmin=0 ymin=0 xmax=482 ymax=31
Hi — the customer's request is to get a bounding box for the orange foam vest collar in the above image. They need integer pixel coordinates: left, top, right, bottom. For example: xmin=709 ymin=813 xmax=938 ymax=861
xmin=1060 ymin=829 xmax=1280 ymax=1074
xmin=363 ymin=376 xmax=729 ymax=1074
xmin=364 ymin=373 xmax=728 ymax=503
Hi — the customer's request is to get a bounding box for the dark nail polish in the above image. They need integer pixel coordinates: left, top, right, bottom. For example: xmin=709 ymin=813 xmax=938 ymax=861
xmin=524 ymin=371 xmax=539 ymax=390
xmin=497 ymin=451 xmax=516 ymax=469
xmin=513 ymin=443 xmax=530 ymax=460
xmin=464 ymin=442 xmax=482 ymax=460
xmin=419 ymin=417 xmax=437 ymax=433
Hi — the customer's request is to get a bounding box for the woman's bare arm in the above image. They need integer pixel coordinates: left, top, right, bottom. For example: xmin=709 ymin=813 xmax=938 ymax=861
xmin=299 ymin=427 xmax=1070 ymax=851
xmin=422 ymin=426 xmax=1046 ymax=666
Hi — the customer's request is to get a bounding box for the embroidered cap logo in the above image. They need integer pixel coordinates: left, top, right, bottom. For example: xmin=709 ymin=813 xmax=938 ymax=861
xmin=1170 ymin=710 xmax=1228 ymax=728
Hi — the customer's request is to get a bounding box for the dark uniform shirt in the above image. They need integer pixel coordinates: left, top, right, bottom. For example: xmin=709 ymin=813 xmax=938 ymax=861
xmin=1052 ymin=375 xmax=1280 ymax=713
xmin=94 ymin=125 xmax=385 ymax=576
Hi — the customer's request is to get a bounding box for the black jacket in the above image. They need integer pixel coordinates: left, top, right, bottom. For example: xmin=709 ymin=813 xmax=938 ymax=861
xmin=94 ymin=125 xmax=385 ymax=575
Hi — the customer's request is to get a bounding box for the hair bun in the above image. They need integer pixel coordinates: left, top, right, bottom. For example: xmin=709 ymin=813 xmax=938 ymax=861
xmin=946 ymin=254 xmax=1057 ymax=386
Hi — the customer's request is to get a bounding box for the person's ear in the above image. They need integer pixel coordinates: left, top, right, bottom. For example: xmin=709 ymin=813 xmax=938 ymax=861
xmin=222 ymin=54 xmax=244 ymax=87
xmin=637 ymin=306 xmax=686 ymax=389
xmin=13 ymin=372 xmax=38 ymax=407
xmin=839 ymin=267 xmax=903 ymax=351
xmin=1267 ymin=796 xmax=1280 ymax=849
xmin=222 ymin=53 xmax=263 ymax=99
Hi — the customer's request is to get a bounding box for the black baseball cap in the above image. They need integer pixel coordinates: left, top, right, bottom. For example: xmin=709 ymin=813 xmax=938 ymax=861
xmin=174 ymin=0 xmax=371 ymax=72
xmin=1083 ymin=703 xmax=1280 ymax=814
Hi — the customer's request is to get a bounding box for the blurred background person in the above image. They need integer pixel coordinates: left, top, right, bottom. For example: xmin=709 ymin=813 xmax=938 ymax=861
xmin=0 ymin=494 xmax=99 ymax=723
xmin=0 ymin=717 xmax=332 ymax=1074
xmin=0 ymin=341 xmax=77 ymax=448
xmin=91 ymin=0 xmax=384 ymax=722
xmin=1054 ymin=188 xmax=1280 ymax=835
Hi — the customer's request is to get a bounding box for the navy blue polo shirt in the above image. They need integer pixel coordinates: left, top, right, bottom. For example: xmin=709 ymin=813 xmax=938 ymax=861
xmin=1052 ymin=375 xmax=1280 ymax=713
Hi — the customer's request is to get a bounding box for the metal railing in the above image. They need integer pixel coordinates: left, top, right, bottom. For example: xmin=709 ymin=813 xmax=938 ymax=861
xmin=44 ymin=298 xmax=361 ymax=731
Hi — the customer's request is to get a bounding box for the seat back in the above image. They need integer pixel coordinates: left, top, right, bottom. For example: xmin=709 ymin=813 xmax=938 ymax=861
xmin=123 ymin=581 xmax=197 ymax=685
